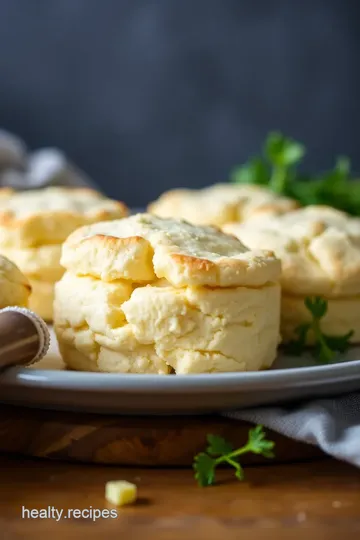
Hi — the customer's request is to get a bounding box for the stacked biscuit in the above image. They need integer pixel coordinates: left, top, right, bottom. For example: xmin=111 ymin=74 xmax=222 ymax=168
xmin=224 ymin=206 xmax=360 ymax=343
xmin=54 ymin=214 xmax=281 ymax=374
xmin=148 ymin=183 xmax=298 ymax=226
xmin=0 ymin=187 xmax=128 ymax=320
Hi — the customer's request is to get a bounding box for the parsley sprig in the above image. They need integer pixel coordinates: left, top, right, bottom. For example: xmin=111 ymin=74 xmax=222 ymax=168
xmin=286 ymin=297 xmax=353 ymax=363
xmin=231 ymin=132 xmax=360 ymax=216
xmin=266 ymin=132 xmax=305 ymax=193
xmin=231 ymin=132 xmax=305 ymax=194
xmin=193 ymin=425 xmax=275 ymax=487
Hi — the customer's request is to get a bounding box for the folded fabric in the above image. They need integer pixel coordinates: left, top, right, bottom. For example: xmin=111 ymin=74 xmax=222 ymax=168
xmin=0 ymin=129 xmax=99 ymax=190
xmin=224 ymin=392 xmax=360 ymax=467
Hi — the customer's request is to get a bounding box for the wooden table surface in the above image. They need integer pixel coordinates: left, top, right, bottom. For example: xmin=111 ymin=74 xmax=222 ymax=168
xmin=1 ymin=453 xmax=360 ymax=539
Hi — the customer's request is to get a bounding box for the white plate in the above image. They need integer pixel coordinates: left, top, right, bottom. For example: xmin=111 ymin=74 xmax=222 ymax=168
xmin=0 ymin=328 xmax=360 ymax=415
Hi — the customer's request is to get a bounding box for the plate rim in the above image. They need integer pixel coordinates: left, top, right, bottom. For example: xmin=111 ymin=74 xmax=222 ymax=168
xmin=1 ymin=357 xmax=360 ymax=393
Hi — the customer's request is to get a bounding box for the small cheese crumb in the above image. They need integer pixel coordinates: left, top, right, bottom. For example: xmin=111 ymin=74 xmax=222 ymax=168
xmin=105 ymin=480 xmax=137 ymax=507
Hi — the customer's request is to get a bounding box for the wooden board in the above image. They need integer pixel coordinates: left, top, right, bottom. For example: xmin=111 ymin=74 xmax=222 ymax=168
xmin=0 ymin=404 xmax=324 ymax=465
xmin=1 ymin=455 xmax=359 ymax=538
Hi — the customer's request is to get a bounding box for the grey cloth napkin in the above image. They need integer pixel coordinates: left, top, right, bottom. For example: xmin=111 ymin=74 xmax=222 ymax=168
xmin=224 ymin=392 xmax=360 ymax=467
xmin=0 ymin=129 xmax=99 ymax=190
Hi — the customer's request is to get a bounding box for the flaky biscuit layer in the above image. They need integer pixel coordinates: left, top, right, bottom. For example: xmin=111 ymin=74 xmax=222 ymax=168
xmin=62 ymin=213 xmax=280 ymax=288
xmin=54 ymin=273 xmax=280 ymax=374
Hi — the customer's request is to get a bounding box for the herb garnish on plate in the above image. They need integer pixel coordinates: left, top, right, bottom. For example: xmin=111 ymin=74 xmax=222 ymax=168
xmin=286 ymin=297 xmax=353 ymax=363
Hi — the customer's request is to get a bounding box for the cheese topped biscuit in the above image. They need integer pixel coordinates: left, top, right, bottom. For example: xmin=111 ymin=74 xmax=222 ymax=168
xmin=0 ymin=187 xmax=128 ymax=247
xmin=224 ymin=205 xmax=360 ymax=297
xmin=148 ymin=184 xmax=298 ymax=226
xmin=61 ymin=213 xmax=280 ymax=288
xmin=0 ymin=254 xmax=31 ymax=308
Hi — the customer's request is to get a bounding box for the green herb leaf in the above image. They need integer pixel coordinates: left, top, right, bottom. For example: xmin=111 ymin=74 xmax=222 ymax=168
xmin=229 ymin=132 xmax=360 ymax=215
xmin=324 ymin=330 xmax=354 ymax=353
xmin=287 ymin=178 xmax=322 ymax=205
xmin=193 ymin=426 xmax=275 ymax=487
xmin=305 ymin=296 xmax=328 ymax=319
xmin=286 ymin=296 xmax=353 ymax=363
xmin=226 ymin=457 xmax=244 ymax=480
xmin=206 ymin=434 xmax=233 ymax=456
xmin=316 ymin=338 xmax=336 ymax=364
xmin=265 ymin=132 xmax=305 ymax=193
xmin=193 ymin=453 xmax=216 ymax=487
xmin=231 ymin=157 xmax=269 ymax=185
xmin=285 ymin=323 xmax=311 ymax=355
xmin=247 ymin=425 xmax=275 ymax=458
xmin=265 ymin=132 xmax=305 ymax=167
xmin=283 ymin=154 xmax=360 ymax=214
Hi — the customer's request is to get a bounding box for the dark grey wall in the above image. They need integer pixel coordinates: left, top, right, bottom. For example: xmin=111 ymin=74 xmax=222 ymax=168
xmin=0 ymin=0 xmax=358 ymax=205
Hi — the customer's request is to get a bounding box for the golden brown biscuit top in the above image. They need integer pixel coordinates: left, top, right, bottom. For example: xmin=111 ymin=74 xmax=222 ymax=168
xmin=148 ymin=183 xmax=298 ymax=226
xmin=0 ymin=187 xmax=128 ymax=247
xmin=62 ymin=213 xmax=281 ymax=288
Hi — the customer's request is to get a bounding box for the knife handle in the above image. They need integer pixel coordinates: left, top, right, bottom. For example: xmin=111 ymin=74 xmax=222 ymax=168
xmin=0 ymin=307 xmax=50 ymax=369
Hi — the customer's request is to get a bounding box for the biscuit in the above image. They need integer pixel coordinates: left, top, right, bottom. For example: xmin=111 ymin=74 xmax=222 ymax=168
xmin=224 ymin=206 xmax=360 ymax=297
xmin=148 ymin=184 xmax=298 ymax=226
xmin=55 ymin=214 xmax=281 ymax=374
xmin=0 ymin=187 xmax=128 ymax=321
xmin=0 ymin=186 xmax=128 ymax=248
xmin=28 ymin=279 xmax=54 ymax=322
xmin=0 ymin=254 xmax=31 ymax=308
xmin=224 ymin=206 xmax=360 ymax=342
xmin=1 ymin=245 xmax=63 ymax=282
xmin=62 ymin=213 xmax=280 ymax=288
xmin=55 ymin=273 xmax=280 ymax=374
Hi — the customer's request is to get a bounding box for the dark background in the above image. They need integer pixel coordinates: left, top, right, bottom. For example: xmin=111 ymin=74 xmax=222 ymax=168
xmin=0 ymin=0 xmax=358 ymax=205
